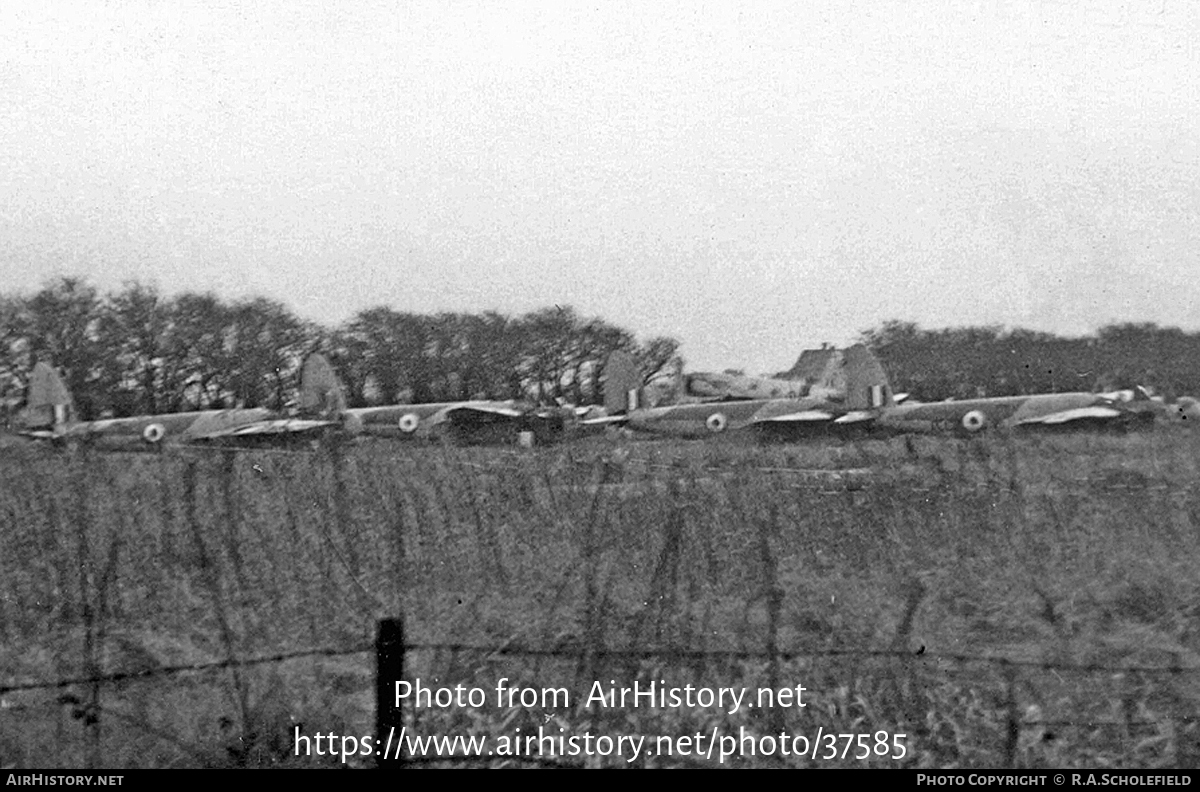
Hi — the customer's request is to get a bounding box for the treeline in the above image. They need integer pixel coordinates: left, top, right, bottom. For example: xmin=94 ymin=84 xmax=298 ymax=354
xmin=860 ymin=320 xmax=1200 ymax=401
xmin=0 ymin=278 xmax=679 ymax=420
xmin=5 ymin=278 xmax=1196 ymax=421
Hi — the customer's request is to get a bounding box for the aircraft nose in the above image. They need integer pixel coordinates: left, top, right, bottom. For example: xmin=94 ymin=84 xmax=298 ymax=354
xmin=1175 ymin=397 xmax=1200 ymax=423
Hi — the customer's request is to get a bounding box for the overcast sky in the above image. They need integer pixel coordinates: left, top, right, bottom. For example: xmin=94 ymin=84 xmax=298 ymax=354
xmin=2 ymin=0 xmax=1197 ymax=373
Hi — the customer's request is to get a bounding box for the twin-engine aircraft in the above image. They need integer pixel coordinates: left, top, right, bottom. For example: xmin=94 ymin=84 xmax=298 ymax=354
xmin=874 ymin=388 xmax=1158 ymax=434
xmin=14 ymin=362 xmax=338 ymax=448
xmin=584 ymin=345 xmax=896 ymax=438
xmin=297 ymin=354 xmax=566 ymax=445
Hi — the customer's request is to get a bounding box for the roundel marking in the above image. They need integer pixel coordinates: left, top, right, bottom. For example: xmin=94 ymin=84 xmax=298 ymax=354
xmin=142 ymin=423 xmax=166 ymax=444
xmin=398 ymin=413 xmax=420 ymax=434
xmin=961 ymin=410 xmax=987 ymax=432
xmin=705 ymin=412 xmax=729 ymax=433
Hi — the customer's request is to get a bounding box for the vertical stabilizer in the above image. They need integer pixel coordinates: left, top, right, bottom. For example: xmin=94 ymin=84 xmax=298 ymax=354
xmin=661 ymin=356 xmax=685 ymax=406
xmin=806 ymin=349 xmax=848 ymax=401
xmin=18 ymin=362 xmax=76 ymax=431
xmin=299 ymin=353 xmax=348 ymax=418
xmin=842 ymin=345 xmax=894 ymax=411
xmin=602 ymin=350 xmax=643 ymax=414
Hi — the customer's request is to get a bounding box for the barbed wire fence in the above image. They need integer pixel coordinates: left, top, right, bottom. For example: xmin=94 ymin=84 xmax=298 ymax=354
xmin=2 ymin=433 xmax=1199 ymax=768
xmin=5 ymin=621 xmax=1198 ymax=768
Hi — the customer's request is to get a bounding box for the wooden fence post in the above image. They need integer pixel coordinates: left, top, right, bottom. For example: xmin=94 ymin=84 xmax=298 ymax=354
xmin=376 ymin=617 xmax=405 ymax=767
xmin=1003 ymin=660 xmax=1020 ymax=768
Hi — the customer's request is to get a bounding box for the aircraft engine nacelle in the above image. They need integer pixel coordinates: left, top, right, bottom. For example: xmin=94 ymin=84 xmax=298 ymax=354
xmin=706 ymin=412 xmax=729 ymax=433
xmin=960 ymin=410 xmax=987 ymax=433
xmin=142 ymin=423 xmax=166 ymax=444
xmin=341 ymin=412 xmax=364 ymax=437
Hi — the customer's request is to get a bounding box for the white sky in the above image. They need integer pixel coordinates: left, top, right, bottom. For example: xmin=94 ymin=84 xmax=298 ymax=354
xmin=1 ymin=0 xmax=1197 ymax=373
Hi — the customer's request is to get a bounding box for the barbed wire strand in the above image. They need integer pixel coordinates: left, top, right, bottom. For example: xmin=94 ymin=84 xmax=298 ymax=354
xmin=4 ymin=640 xmax=1196 ymax=697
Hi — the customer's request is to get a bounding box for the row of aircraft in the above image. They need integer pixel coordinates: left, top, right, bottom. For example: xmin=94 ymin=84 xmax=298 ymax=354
xmin=584 ymin=346 xmax=1194 ymax=437
xmin=10 ymin=346 xmax=1197 ymax=450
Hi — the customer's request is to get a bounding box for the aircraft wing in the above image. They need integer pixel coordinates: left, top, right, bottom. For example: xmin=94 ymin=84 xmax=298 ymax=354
xmin=832 ymin=410 xmax=878 ymax=424
xmin=17 ymin=429 xmax=64 ymax=440
xmin=1011 ymin=405 xmax=1125 ymax=426
xmin=752 ymin=408 xmax=880 ymax=427
xmin=443 ymin=403 xmax=525 ymax=419
xmin=751 ymin=410 xmax=836 ymax=423
xmin=578 ymin=414 xmax=631 ymax=426
xmin=191 ymin=418 xmax=339 ymax=438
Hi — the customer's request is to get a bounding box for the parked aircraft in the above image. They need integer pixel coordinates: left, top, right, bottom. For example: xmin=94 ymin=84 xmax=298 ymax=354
xmin=584 ymin=345 xmax=895 ymax=438
xmin=679 ymin=370 xmax=813 ymax=400
xmin=298 ymin=354 xmax=567 ymax=445
xmin=633 ymin=347 xmax=849 ymax=408
xmin=14 ymin=362 xmax=338 ymax=448
xmin=874 ymin=387 xmax=1157 ymax=434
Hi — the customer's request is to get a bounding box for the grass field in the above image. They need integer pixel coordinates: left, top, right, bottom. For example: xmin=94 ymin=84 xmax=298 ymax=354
xmin=2 ymin=428 xmax=1199 ymax=768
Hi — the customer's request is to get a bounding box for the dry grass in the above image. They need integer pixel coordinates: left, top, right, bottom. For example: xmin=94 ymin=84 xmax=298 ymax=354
xmin=2 ymin=428 xmax=1199 ymax=768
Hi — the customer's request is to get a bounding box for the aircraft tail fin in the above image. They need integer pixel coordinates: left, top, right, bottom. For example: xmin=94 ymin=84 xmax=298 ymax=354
xmin=602 ymin=350 xmax=643 ymax=414
xmin=17 ymin=362 xmax=77 ymax=433
xmin=666 ymin=356 xmax=685 ymax=405
xmin=842 ymin=344 xmax=895 ymax=411
xmin=299 ymin=353 xmax=348 ymax=418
